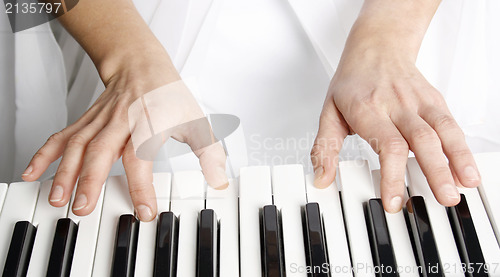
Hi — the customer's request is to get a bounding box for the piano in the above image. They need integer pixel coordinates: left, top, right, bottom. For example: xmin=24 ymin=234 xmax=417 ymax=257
xmin=0 ymin=153 xmax=499 ymax=277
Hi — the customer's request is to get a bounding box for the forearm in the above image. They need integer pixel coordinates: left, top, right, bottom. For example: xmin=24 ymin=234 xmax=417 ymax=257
xmin=58 ymin=0 xmax=179 ymax=84
xmin=342 ymin=0 xmax=441 ymax=64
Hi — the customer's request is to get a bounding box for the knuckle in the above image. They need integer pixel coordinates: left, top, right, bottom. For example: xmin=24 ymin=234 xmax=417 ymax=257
xmin=78 ymin=174 xmax=99 ymax=187
xmin=199 ymin=144 xmax=226 ymax=162
xmin=380 ymin=137 xmax=408 ymax=156
xmin=431 ymin=93 xmax=447 ymax=107
xmin=47 ymin=131 xmax=66 ymax=145
xmin=310 ymin=144 xmax=322 ymax=158
xmin=381 ymin=176 xmax=403 ymax=188
xmin=352 ymin=97 xmax=374 ymax=116
xmin=423 ymin=88 xmax=446 ymax=105
xmin=55 ymin=167 xmax=73 ymax=179
xmin=430 ymin=166 xmax=451 ymax=177
xmin=434 ymin=114 xmax=457 ymax=130
xmin=128 ymin=182 xmax=150 ymax=196
xmin=86 ymin=139 xmax=109 ymax=153
xmin=67 ymin=134 xmax=89 ymax=148
xmin=411 ymin=127 xmax=438 ymax=144
xmin=310 ymin=138 xmax=341 ymax=160
xmin=310 ymin=138 xmax=339 ymax=167
xmin=449 ymin=148 xmax=472 ymax=159
xmin=32 ymin=151 xmax=47 ymax=162
xmin=343 ymin=94 xmax=372 ymax=118
xmin=358 ymin=89 xmax=381 ymax=107
xmin=310 ymin=145 xmax=324 ymax=166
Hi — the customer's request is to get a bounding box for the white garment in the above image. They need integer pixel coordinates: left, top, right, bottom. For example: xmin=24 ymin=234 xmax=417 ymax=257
xmin=0 ymin=0 xmax=499 ymax=182
xmin=0 ymin=4 xmax=67 ymax=182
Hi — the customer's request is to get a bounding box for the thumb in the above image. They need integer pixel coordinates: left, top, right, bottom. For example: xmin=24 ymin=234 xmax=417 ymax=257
xmin=311 ymin=98 xmax=349 ymax=188
xmin=170 ymin=116 xmax=229 ymax=189
xmin=194 ymin=142 xmax=228 ymax=189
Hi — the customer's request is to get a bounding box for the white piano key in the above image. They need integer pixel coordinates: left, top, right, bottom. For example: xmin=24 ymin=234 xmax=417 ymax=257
xmin=305 ymin=174 xmax=352 ymax=277
xmin=155 ymin=172 xmax=172 ymax=213
xmin=475 ymin=152 xmax=500 ymax=247
xmin=206 ymin=179 xmax=239 ymax=277
xmin=406 ymin=158 xmax=464 ymax=277
xmin=338 ymin=160 xmax=375 ymax=277
xmin=133 ymin=215 xmax=156 ymax=276
xmin=0 ymin=181 xmax=40 ymax=271
xmin=239 ymin=166 xmax=273 ymax=277
xmin=170 ymin=171 xmax=205 ymax=277
xmin=134 ymin=173 xmax=172 ymax=277
xmin=68 ymin=184 xmax=104 ymax=277
xmin=271 ymin=164 xmax=307 ymax=276
xmin=93 ymin=176 xmax=133 ymax=276
xmin=371 ymin=170 xmax=418 ymax=277
xmin=0 ymin=183 xmax=7 ymax=214
xmin=458 ymin=186 xmax=500 ymax=276
xmin=27 ymin=180 xmax=70 ymax=277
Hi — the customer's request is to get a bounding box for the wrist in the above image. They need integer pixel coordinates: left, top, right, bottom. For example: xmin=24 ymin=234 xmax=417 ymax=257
xmin=344 ymin=20 xmax=423 ymax=65
xmin=341 ymin=0 xmax=441 ymax=65
xmin=96 ymin=42 xmax=180 ymax=86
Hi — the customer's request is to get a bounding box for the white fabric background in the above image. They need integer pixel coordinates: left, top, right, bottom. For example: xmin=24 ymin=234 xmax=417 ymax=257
xmin=0 ymin=4 xmax=67 ymax=182
xmin=0 ymin=0 xmax=498 ymax=182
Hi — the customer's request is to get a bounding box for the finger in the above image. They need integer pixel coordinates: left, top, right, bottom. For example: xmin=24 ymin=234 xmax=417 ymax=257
xmin=354 ymin=114 xmax=409 ymax=213
xmin=311 ymin=97 xmax=349 ymax=189
xmin=393 ymin=113 xmax=460 ymax=206
xmin=72 ymin=122 xmax=129 ymax=216
xmin=22 ymin=131 xmax=69 ymax=181
xmin=22 ymin=113 xmax=100 ymax=181
xmin=421 ymin=108 xmax=480 ymax=188
xmin=173 ymin=118 xmax=228 ymax=189
xmin=450 ymin=166 xmax=465 ymax=188
xmin=49 ymin=124 xmax=103 ymax=207
xmin=194 ymin=142 xmax=228 ymax=189
xmin=123 ymin=140 xmax=156 ymax=222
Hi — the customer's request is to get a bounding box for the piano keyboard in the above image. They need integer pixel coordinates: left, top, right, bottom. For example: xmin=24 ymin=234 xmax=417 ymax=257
xmin=1 ymin=153 xmax=499 ymax=277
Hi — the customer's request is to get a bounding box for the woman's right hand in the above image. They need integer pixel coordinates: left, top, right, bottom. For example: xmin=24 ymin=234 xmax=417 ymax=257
xmin=22 ymin=50 xmax=228 ymax=222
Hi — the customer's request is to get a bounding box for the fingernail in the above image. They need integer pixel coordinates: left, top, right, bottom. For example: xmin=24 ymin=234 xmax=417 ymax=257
xmin=313 ymin=167 xmax=324 ymax=186
xmin=22 ymin=165 xmax=33 ymax=176
xmin=463 ymin=166 xmax=480 ymax=181
xmin=73 ymin=194 xmax=87 ymax=211
xmin=136 ymin=205 xmax=154 ymax=221
xmin=388 ymin=196 xmax=403 ymax=213
xmin=50 ymin=186 xmax=64 ymax=202
xmin=441 ymin=183 xmax=460 ymax=200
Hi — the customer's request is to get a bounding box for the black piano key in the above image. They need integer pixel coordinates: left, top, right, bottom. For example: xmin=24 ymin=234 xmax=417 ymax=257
xmin=406 ymin=196 xmax=444 ymax=277
xmin=447 ymin=194 xmax=488 ymax=277
xmin=303 ymin=203 xmax=330 ymax=277
xmin=2 ymin=221 xmax=36 ymax=277
xmin=153 ymin=212 xmax=179 ymax=277
xmin=196 ymin=209 xmax=218 ymax=277
xmin=366 ymin=199 xmax=399 ymax=277
xmin=111 ymin=214 xmax=139 ymax=277
xmin=261 ymin=205 xmax=285 ymax=277
xmin=46 ymin=218 xmax=78 ymax=277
